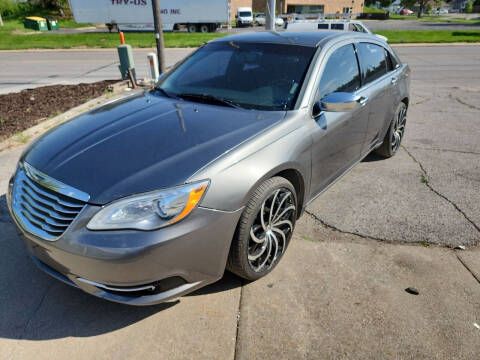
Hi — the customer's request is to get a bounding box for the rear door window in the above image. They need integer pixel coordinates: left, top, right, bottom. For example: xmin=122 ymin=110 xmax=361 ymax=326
xmin=330 ymin=23 xmax=344 ymax=30
xmin=356 ymin=43 xmax=387 ymax=85
xmin=317 ymin=44 xmax=361 ymax=99
xmin=318 ymin=23 xmax=329 ymax=29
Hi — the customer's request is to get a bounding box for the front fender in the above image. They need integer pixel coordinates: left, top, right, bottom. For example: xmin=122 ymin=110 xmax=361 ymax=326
xmin=191 ymin=119 xmax=312 ymax=212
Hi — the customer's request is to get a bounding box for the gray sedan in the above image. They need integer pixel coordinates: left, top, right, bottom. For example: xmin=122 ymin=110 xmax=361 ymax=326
xmin=7 ymin=31 xmax=410 ymax=305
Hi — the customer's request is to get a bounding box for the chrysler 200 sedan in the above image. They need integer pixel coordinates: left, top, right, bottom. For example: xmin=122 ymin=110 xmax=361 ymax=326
xmin=7 ymin=31 xmax=410 ymax=305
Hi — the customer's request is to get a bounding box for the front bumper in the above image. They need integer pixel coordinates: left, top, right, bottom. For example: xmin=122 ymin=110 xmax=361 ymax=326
xmin=7 ymin=179 xmax=242 ymax=305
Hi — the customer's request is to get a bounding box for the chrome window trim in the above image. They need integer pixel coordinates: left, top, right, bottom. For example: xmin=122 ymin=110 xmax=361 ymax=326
xmin=303 ymin=36 xmax=401 ymax=111
xmin=303 ymin=37 xmax=360 ymax=109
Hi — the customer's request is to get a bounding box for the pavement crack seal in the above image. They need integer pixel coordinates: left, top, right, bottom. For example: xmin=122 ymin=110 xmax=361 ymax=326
xmin=305 ymin=207 xmax=474 ymax=249
xmin=19 ymin=282 xmax=53 ymax=340
xmin=407 ymin=146 xmax=480 ymax=156
xmin=402 ymin=145 xmax=480 ymax=234
xmin=456 ymin=254 xmax=480 ymax=285
xmin=78 ymin=61 xmax=119 ymax=77
xmin=233 ymin=280 xmax=244 ymax=360
xmin=304 ymin=210 xmax=385 ymax=241
xmin=454 ymin=97 xmax=480 ymax=111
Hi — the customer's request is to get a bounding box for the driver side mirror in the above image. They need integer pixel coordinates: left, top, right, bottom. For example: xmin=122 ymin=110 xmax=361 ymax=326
xmin=312 ymin=92 xmax=366 ymax=117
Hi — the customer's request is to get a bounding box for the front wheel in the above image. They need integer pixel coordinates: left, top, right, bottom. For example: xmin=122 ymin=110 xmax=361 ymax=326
xmin=375 ymin=102 xmax=407 ymax=158
xmin=227 ymin=177 xmax=297 ymax=281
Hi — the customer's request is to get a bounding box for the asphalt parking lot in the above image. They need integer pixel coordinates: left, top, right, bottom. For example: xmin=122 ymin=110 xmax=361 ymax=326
xmin=0 ymin=45 xmax=479 ymax=359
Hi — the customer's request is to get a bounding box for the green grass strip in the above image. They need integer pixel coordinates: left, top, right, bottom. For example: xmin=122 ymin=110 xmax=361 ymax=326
xmin=374 ymin=30 xmax=480 ymax=44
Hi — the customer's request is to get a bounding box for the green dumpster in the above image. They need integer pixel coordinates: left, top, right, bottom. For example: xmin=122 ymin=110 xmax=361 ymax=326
xmin=24 ymin=16 xmax=48 ymax=31
xmin=46 ymin=16 xmax=59 ymax=31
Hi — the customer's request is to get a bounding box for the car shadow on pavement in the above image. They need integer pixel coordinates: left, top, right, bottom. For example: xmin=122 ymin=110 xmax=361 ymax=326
xmin=362 ymin=152 xmax=385 ymax=162
xmin=0 ymin=194 xmax=240 ymax=341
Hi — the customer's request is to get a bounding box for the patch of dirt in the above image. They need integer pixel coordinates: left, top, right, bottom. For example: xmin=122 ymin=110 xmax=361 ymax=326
xmin=0 ymin=80 xmax=118 ymax=140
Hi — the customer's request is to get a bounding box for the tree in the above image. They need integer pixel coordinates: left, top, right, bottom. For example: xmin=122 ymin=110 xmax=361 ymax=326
xmin=465 ymin=1 xmax=473 ymax=12
xmin=31 ymin=0 xmax=66 ymax=16
xmin=0 ymin=11 xmax=3 ymax=27
xmin=379 ymin=0 xmax=393 ymax=8
xmin=401 ymin=0 xmax=431 ymax=18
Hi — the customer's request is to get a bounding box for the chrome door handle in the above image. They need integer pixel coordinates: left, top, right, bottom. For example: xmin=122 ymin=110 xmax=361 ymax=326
xmin=358 ymin=96 xmax=369 ymax=106
xmin=391 ymin=76 xmax=398 ymax=85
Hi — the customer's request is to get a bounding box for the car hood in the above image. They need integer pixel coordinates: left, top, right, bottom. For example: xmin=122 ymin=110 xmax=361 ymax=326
xmin=22 ymin=91 xmax=285 ymax=204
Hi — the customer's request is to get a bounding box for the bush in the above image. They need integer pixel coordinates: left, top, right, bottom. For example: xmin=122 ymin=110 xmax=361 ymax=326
xmin=0 ymin=0 xmax=69 ymax=20
xmin=363 ymin=6 xmax=386 ymax=13
xmin=465 ymin=1 xmax=473 ymax=13
xmin=358 ymin=12 xmax=390 ymax=20
xmin=0 ymin=0 xmax=37 ymax=20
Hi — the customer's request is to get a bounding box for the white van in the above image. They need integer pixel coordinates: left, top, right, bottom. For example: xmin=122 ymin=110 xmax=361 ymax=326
xmin=236 ymin=7 xmax=253 ymax=27
xmin=285 ymin=20 xmax=388 ymax=41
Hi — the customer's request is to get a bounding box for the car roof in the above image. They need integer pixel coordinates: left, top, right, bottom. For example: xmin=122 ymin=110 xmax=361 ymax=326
xmin=289 ymin=19 xmax=361 ymax=23
xmin=213 ymin=31 xmax=345 ymax=47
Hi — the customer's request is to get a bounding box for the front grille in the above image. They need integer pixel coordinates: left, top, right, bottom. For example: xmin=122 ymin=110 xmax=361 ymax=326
xmin=11 ymin=163 xmax=89 ymax=241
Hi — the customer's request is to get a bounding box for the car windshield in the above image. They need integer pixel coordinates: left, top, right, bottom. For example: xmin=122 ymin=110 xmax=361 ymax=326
xmin=239 ymin=11 xmax=252 ymax=17
xmin=156 ymin=42 xmax=316 ymax=111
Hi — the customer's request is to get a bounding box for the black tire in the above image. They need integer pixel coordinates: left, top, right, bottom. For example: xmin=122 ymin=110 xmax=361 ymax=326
xmin=375 ymin=102 xmax=407 ymax=158
xmin=227 ymin=177 xmax=297 ymax=281
xmin=199 ymin=24 xmax=209 ymax=33
xmin=187 ymin=24 xmax=197 ymax=33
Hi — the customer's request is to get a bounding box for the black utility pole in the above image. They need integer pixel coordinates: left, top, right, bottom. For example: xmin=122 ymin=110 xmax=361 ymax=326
xmin=152 ymin=0 xmax=166 ymax=73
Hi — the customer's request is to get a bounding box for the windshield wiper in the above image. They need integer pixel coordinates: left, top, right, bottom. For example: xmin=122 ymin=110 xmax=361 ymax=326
xmin=155 ymin=87 xmax=178 ymax=99
xmin=176 ymin=93 xmax=243 ymax=109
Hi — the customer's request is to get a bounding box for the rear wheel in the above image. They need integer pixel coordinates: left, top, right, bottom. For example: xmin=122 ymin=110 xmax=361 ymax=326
xmin=375 ymin=102 xmax=407 ymax=158
xmin=187 ymin=24 xmax=197 ymax=33
xmin=199 ymin=24 xmax=209 ymax=33
xmin=227 ymin=177 xmax=297 ymax=281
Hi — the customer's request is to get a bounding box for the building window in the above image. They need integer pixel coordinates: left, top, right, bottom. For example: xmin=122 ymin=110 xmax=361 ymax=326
xmin=286 ymin=5 xmax=325 ymax=14
xmin=343 ymin=7 xmax=351 ymax=13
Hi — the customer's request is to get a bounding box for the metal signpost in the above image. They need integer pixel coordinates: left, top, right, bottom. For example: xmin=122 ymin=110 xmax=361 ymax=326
xmin=266 ymin=0 xmax=276 ymax=30
xmin=152 ymin=0 xmax=166 ymax=74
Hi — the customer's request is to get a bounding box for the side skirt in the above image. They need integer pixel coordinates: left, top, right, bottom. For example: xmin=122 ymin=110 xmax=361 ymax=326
xmin=302 ymin=142 xmax=383 ymax=212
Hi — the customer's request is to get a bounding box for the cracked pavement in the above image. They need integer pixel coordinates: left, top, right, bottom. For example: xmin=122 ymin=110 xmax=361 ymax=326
xmin=307 ymin=45 xmax=480 ymax=247
xmin=0 ymin=45 xmax=480 ymax=359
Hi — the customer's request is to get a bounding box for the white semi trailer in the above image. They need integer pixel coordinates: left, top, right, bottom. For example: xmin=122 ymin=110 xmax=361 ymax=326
xmin=68 ymin=0 xmax=229 ymax=33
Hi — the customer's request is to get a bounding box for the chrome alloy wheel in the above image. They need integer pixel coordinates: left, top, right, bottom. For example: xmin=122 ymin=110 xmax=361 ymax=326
xmin=391 ymin=105 xmax=407 ymax=152
xmin=248 ymin=188 xmax=296 ymax=272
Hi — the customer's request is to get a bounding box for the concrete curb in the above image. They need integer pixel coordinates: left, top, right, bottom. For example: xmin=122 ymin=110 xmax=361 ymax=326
xmin=0 ymin=81 xmax=140 ymax=153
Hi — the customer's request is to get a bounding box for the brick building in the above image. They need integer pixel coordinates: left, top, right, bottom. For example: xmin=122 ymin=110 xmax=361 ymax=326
xmin=230 ymin=0 xmax=363 ymax=16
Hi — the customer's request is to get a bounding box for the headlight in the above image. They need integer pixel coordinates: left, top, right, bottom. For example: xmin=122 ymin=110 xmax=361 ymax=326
xmin=87 ymin=180 xmax=209 ymax=231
